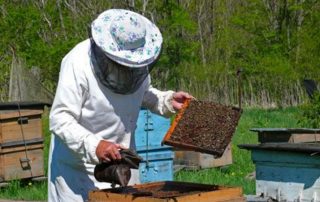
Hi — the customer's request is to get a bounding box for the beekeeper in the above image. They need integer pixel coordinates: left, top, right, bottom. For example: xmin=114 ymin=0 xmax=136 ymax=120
xmin=48 ymin=9 xmax=192 ymax=202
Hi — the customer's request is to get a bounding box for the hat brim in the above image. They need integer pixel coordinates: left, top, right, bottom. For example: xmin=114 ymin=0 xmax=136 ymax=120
xmin=91 ymin=9 xmax=162 ymax=68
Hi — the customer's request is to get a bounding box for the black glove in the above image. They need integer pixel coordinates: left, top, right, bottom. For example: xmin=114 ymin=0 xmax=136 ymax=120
xmin=120 ymin=149 xmax=143 ymax=169
xmin=94 ymin=149 xmax=143 ymax=187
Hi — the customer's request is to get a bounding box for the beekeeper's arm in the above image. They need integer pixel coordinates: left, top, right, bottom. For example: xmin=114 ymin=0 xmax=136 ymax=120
xmin=49 ymin=55 xmax=118 ymax=165
xmin=142 ymin=76 xmax=192 ymax=117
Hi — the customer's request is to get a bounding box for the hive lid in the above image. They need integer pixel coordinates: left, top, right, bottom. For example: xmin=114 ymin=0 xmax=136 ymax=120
xmin=162 ymin=99 xmax=242 ymax=157
xmin=250 ymin=128 xmax=320 ymax=134
xmin=238 ymin=142 xmax=320 ymax=154
xmin=0 ymin=101 xmax=51 ymax=110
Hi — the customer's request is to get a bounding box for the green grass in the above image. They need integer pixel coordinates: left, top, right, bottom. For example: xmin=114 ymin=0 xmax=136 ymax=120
xmin=174 ymin=107 xmax=301 ymax=194
xmin=0 ymin=180 xmax=47 ymax=200
xmin=0 ymin=107 xmax=302 ymax=200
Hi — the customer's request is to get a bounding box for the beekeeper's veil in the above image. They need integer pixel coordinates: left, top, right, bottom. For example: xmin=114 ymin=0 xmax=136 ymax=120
xmin=90 ymin=9 xmax=162 ymax=94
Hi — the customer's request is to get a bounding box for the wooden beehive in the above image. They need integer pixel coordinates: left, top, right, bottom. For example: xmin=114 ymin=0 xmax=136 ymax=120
xmin=89 ymin=181 xmax=245 ymax=202
xmin=174 ymin=143 xmax=232 ymax=170
xmin=0 ymin=108 xmax=45 ymax=182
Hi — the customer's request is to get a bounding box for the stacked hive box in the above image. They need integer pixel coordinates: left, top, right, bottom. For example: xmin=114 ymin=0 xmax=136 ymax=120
xmin=174 ymin=144 xmax=233 ymax=170
xmin=0 ymin=102 xmax=47 ymax=184
xmin=239 ymin=128 xmax=320 ymax=202
xmin=134 ymin=109 xmax=173 ymax=183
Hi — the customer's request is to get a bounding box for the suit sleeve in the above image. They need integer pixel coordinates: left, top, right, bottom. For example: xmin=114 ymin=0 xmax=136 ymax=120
xmin=141 ymin=76 xmax=176 ymax=118
xmin=49 ymin=54 xmax=102 ymax=165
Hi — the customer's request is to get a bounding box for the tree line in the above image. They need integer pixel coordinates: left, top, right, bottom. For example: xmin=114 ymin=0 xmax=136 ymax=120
xmin=0 ymin=0 xmax=319 ymax=107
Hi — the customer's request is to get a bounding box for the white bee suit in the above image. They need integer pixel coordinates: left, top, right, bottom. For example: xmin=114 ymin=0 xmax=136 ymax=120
xmin=48 ymin=39 xmax=175 ymax=202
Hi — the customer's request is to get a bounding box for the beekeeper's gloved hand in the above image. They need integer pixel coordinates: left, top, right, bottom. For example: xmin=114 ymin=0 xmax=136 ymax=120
xmin=94 ymin=149 xmax=142 ymax=187
xmin=120 ymin=149 xmax=143 ymax=169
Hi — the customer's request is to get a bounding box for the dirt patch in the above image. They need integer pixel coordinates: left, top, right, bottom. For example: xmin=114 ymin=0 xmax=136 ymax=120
xmin=163 ymin=99 xmax=242 ymax=156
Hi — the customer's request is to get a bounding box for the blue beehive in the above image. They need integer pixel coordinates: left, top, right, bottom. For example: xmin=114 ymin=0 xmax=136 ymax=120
xmin=240 ymin=128 xmax=320 ymax=202
xmin=240 ymin=143 xmax=320 ymax=202
xmin=135 ymin=108 xmax=173 ymax=183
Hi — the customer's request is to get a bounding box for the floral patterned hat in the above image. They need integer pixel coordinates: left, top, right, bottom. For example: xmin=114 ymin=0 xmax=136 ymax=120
xmin=91 ymin=9 xmax=163 ymax=68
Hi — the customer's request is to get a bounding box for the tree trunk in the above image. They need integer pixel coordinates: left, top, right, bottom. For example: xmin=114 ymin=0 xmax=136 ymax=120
xmin=142 ymin=0 xmax=148 ymax=15
xmin=285 ymin=0 xmax=291 ymax=51
xmin=263 ymin=0 xmax=280 ymax=38
xmin=57 ymin=0 xmax=67 ymax=39
xmin=295 ymin=0 xmax=304 ymax=67
xmin=197 ymin=0 xmax=206 ymax=65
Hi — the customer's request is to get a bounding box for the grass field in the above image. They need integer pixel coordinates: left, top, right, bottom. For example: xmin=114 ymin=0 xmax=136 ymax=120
xmin=0 ymin=107 xmax=302 ymax=200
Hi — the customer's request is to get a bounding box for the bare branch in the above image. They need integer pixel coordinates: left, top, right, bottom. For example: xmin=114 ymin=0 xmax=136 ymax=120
xmin=57 ymin=0 xmax=67 ymax=39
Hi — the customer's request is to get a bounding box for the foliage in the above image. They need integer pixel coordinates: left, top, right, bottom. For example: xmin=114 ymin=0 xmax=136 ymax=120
xmin=151 ymin=0 xmax=199 ymax=87
xmin=0 ymin=0 xmax=109 ymax=94
xmin=0 ymin=0 xmax=319 ymax=106
xmin=298 ymin=92 xmax=320 ymax=128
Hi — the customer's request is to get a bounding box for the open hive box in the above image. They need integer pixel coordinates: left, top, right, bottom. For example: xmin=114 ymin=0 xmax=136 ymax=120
xmin=162 ymin=99 xmax=242 ymax=157
xmin=89 ymin=181 xmax=245 ymax=202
